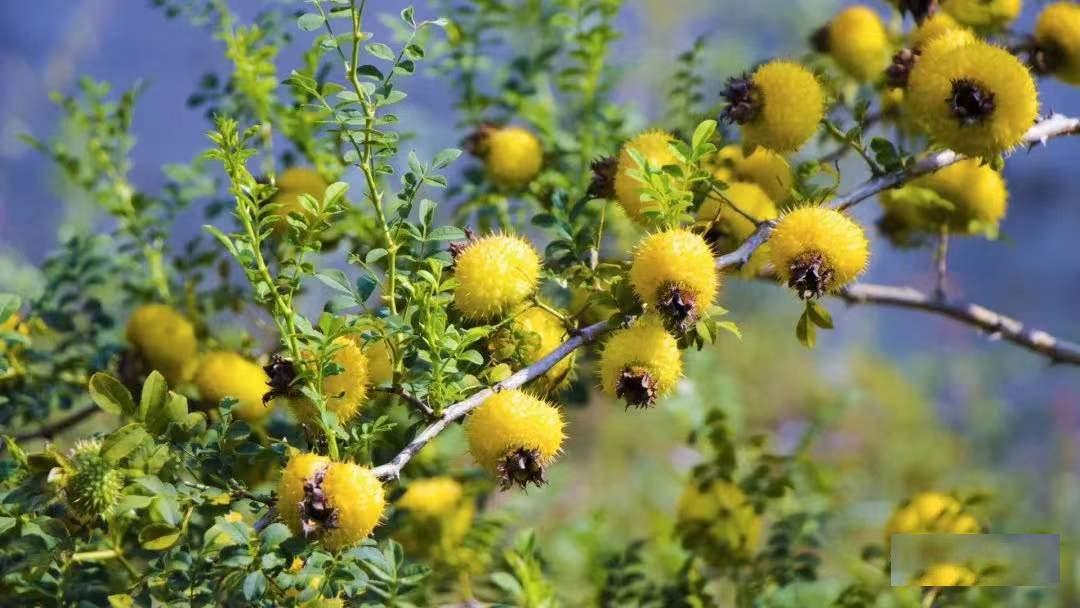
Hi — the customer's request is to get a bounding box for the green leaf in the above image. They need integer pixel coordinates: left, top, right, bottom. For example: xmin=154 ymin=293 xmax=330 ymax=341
xmin=139 ymin=523 xmax=181 ymax=551
xmin=796 ymin=309 xmax=816 ymax=349
xmin=366 ymin=42 xmax=395 ymax=61
xmin=150 ymin=495 xmax=182 ymax=527
xmin=258 ymin=523 xmax=291 ymax=549
xmin=315 ymin=270 xmax=354 ymax=296
xmin=691 ymin=119 xmax=717 ymax=151
xmin=365 ymin=248 xmax=388 ymax=265
xmin=0 ymin=294 xmax=20 ymax=325
xmin=432 ymin=148 xmax=461 ymax=169
xmin=88 ymin=373 xmax=135 ymax=417
xmin=146 ymin=391 xmax=189 ymax=437
xmin=805 ymin=300 xmax=834 ymax=329
xmin=100 ymin=423 xmax=150 ymax=463
xmin=243 ymin=571 xmax=268 ymax=600
xmin=715 ymin=321 xmax=742 ymax=340
xmin=297 ymin=13 xmax=326 ymax=32
xmin=139 ymin=371 xmax=168 ymax=422
xmin=427 ymin=226 xmax=465 ymax=241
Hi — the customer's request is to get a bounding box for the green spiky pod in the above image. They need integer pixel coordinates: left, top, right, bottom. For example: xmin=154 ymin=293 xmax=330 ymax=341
xmin=63 ymin=439 xmax=124 ymax=522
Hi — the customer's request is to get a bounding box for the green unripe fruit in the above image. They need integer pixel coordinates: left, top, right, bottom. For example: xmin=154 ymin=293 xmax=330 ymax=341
xmin=63 ymin=440 xmax=124 ymax=522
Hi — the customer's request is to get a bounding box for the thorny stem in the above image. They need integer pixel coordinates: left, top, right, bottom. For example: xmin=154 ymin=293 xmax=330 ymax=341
xmin=348 ymin=0 xmax=399 ymax=315
xmin=934 ymin=225 xmax=949 ymax=301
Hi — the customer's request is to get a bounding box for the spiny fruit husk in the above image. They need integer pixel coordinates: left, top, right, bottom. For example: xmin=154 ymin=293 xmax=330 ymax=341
xmin=656 ymin=283 xmax=699 ymax=334
xmin=788 ymin=251 xmax=835 ymax=300
xmin=587 ymin=156 xmax=618 ymax=200
xmin=63 ymin=439 xmax=124 ymax=522
xmin=263 ymin=353 xmax=299 ymax=405
xmin=616 ymin=366 xmax=659 ymax=409
xmin=720 ymin=73 xmax=761 ymax=124
xmin=886 ymin=48 xmax=921 ymax=88
xmin=496 ymin=446 xmax=548 ymax=490
xmin=949 ymin=78 xmax=996 ymax=126
xmin=299 ymin=465 xmax=338 ymax=538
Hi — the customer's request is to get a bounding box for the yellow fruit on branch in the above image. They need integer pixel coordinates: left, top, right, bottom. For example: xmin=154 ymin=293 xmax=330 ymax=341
xmin=879 ymin=158 xmax=1008 ymax=242
xmin=676 ymin=479 xmax=763 ymax=565
xmin=817 ymin=5 xmax=890 ymax=82
xmin=698 ymin=181 xmax=778 ymax=245
xmin=709 ymin=145 xmax=792 ymax=204
xmin=769 ymin=207 xmax=870 ymax=299
xmin=494 ymin=306 xmax=575 ymax=394
xmin=277 ymin=452 xmax=385 ymax=551
xmin=465 ymin=389 xmax=565 ymax=490
xmin=906 ymin=39 xmax=1038 ymax=159
xmin=909 ymin=12 xmax=964 ymax=50
xmin=613 ymin=130 xmax=681 ymax=224
xmin=1033 ymin=2 xmax=1080 ymax=85
xmin=467 ymin=125 xmax=543 ymax=188
xmin=397 ymin=476 xmax=465 ymax=518
xmin=290 ymin=337 xmax=370 ymax=425
xmin=271 ymin=167 xmax=329 ymax=234
xmin=598 ymin=315 xmax=683 ymax=408
xmin=941 ymin=0 xmax=1021 ymax=30
xmin=915 ymin=563 xmax=979 ymax=587
xmin=194 ymin=351 xmax=273 ymax=423
xmin=125 ymin=304 xmax=198 ymax=386
xmin=452 ymin=234 xmax=542 ymax=320
xmin=722 ymin=60 xmax=825 ymax=154
xmin=629 ymin=229 xmax=719 ymax=333
xmin=884 ymin=492 xmax=983 ymax=544
xmin=362 ymin=337 xmax=396 ymax=388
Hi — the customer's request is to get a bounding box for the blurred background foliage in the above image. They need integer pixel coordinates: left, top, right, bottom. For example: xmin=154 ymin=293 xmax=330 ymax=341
xmin=0 ymin=0 xmax=1079 ymax=605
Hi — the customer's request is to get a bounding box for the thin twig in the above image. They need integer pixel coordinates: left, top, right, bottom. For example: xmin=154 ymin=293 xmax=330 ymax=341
xmin=838 ymin=283 xmax=1080 ymax=366
xmin=370 ymin=320 xmax=611 ymax=480
xmin=9 ymin=405 xmax=100 ymax=444
xmin=934 ymin=226 xmax=949 ymax=301
xmin=833 ymin=113 xmax=1080 ymax=212
xmin=373 ymin=385 xmax=435 ymax=418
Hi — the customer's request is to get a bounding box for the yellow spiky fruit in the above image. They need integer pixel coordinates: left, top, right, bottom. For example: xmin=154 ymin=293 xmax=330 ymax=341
xmin=880 ymin=158 xmax=1008 ymax=240
xmin=452 ymin=234 xmax=542 ymax=320
xmin=676 ymin=479 xmax=763 ymax=564
xmin=465 ymin=389 xmax=564 ymax=489
xmin=506 ymin=306 xmax=575 ymax=394
xmin=629 ymin=229 xmax=718 ymax=332
xmin=698 ymin=181 xmax=778 ymax=243
xmin=194 ymin=351 xmax=272 ymax=423
xmin=770 ymin=207 xmax=870 ymax=298
xmin=0 ymin=314 xmax=29 ymax=381
xmin=915 ymin=563 xmax=979 ymax=587
xmin=598 ymin=316 xmax=682 ymax=408
xmin=941 ymin=0 xmax=1021 ymax=29
xmin=272 ymin=167 xmax=329 ymax=234
xmin=278 ymin=453 xmax=385 ymax=551
xmin=291 ymin=337 xmax=370 ymax=424
xmin=478 ymin=126 xmax=544 ymax=188
xmin=909 ymin=12 xmax=964 ymax=50
xmin=363 ymin=337 xmax=395 ymax=387
xmin=824 ymin=6 xmax=890 ymax=81
xmin=614 ymin=130 xmax=681 ymax=224
xmin=710 ymin=145 xmax=793 ymax=203
xmin=729 ymin=61 xmax=825 ymax=154
xmin=1034 ymin=2 xmax=1080 ymax=85
xmin=126 ymin=304 xmax=198 ymax=386
xmin=906 ymin=40 xmax=1037 ymax=159
xmin=884 ymin=492 xmax=983 ymax=543
xmin=397 ymin=476 xmax=465 ymax=517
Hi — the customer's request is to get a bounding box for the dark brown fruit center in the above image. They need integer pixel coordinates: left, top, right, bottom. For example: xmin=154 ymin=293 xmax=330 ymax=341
xmin=496 ymin=447 xmax=547 ymax=490
xmin=788 ymin=251 xmax=835 ymax=300
xmin=948 ymin=79 xmax=995 ymax=126
xmin=616 ymin=366 xmax=659 ymax=409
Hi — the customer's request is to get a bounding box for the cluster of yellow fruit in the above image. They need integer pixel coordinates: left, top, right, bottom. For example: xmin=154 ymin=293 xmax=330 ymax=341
xmin=125 ymin=303 xmax=394 ymax=425
xmin=885 ymin=491 xmax=984 ymax=588
xmin=675 ymin=479 xmax=762 ymax=566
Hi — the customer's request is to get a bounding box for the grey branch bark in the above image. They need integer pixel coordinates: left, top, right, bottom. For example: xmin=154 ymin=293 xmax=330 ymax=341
xmin=837 ymin=283 xmax=1080 ymax=366
xmin=370 ymin=320 xmax=612 ymax=480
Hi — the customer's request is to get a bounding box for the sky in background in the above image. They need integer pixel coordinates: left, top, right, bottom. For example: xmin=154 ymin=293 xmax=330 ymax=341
xmin=1 ymin=0 xmax=1079 ymax=427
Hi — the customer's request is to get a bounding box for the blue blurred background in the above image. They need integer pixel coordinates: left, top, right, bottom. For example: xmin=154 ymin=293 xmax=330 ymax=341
xmin=2 ymin=0 xmax=1080 ymax=556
